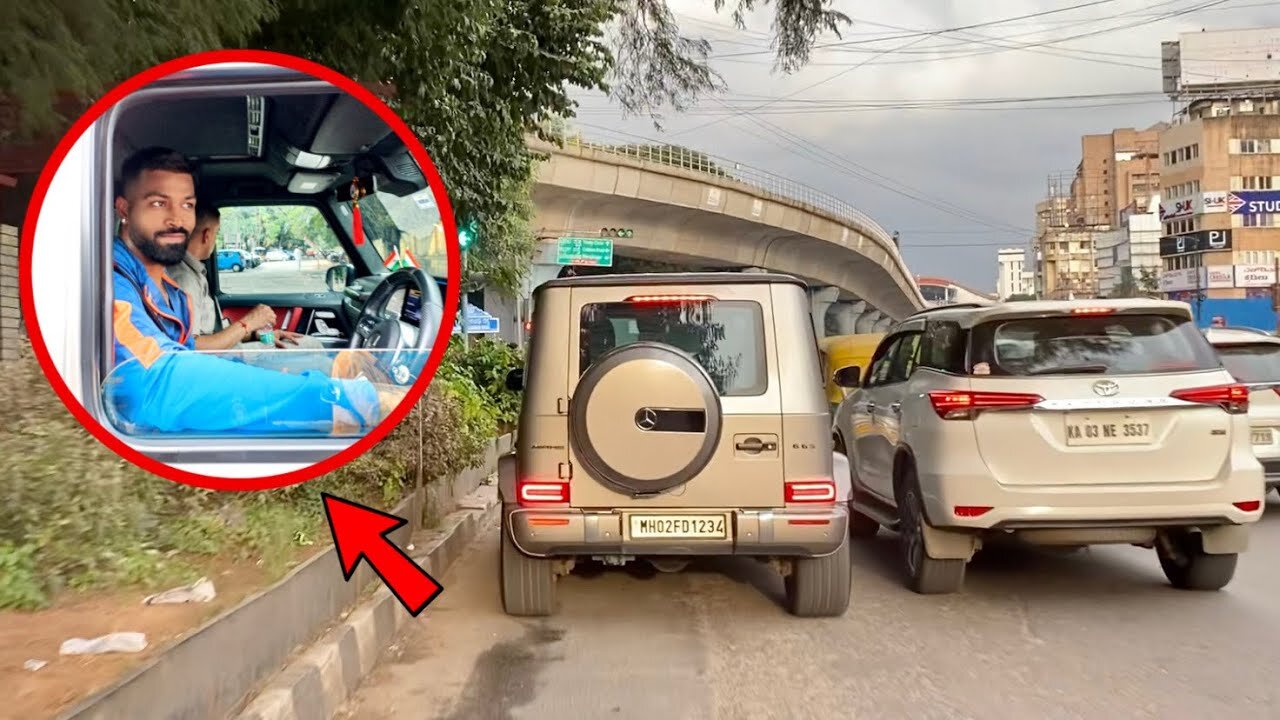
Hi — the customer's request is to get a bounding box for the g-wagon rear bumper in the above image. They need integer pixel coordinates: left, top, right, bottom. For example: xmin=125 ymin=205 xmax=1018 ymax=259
xmin=504 ymin=505 xmax=849 ymax=558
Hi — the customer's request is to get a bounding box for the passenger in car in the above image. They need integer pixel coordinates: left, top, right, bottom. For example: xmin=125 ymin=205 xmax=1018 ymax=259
xmin=169 ymin=200 xmax=325 ymax=352
xmin=108 ymin=146 xmax=404 ymax=435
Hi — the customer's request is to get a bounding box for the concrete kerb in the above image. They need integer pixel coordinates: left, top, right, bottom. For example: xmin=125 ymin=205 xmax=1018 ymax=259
xmin=234 ymin=488 xmax=501 ymax=720
xmin=53 ymin=433 xmax=511 ymax=720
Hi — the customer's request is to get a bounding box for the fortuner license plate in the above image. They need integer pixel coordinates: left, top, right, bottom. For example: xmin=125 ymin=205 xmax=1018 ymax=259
xmin=1064 ymin=414 xmax=1153 ymax=446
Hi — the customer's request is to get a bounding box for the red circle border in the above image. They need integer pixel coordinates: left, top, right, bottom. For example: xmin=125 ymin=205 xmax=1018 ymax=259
xmin=18 ymin=49 xmax=462 ymax=492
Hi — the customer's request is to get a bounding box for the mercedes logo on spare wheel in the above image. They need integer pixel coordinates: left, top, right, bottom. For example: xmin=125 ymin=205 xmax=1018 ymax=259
xmin=570 ymin=341 xmax=722 ymax=497
xmin=1092 ymin=380 xmax=1119 ymax=397
xmin=635 ymin=407 xmax=658 ymax=430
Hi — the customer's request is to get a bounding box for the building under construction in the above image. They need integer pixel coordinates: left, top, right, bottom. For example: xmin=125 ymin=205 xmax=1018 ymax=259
xmin=1033 ymin=125 xmax=1163 ymax=299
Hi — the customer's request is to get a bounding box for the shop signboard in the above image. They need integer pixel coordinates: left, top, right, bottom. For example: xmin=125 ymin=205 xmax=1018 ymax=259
xmin=1159 ymin=229 xmax=1232 ymax=257
xmin=1235 ymin=264 xmax=1277 ymax=287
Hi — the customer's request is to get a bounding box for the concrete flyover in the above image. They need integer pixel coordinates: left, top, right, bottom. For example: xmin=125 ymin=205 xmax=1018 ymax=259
xmin=526 ymin=134 xmax=925 ymax=331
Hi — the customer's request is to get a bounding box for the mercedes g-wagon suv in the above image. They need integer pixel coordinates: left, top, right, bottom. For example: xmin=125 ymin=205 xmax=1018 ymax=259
xmin=499 ymin=272 xmax=852 ymax=617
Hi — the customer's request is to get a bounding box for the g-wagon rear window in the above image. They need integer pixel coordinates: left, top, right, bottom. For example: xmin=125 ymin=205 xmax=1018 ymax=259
xmin=579 ymin=299 xmax=767 ymax=396
xmin=968 ymin=313 xmax=1221 ymax=376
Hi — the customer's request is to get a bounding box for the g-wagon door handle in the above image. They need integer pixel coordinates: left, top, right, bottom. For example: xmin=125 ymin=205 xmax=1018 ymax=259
xmin=889 ymin=402 xmax=902 ymax=414
xmin=735 ymin=437 xmax=778 ymax=453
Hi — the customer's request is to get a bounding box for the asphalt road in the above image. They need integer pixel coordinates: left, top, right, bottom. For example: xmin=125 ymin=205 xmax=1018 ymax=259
xmin=217 ymin=258 xmax=335 ymax=296
xmin=338 ymin=495 xmax=1280 ymax=720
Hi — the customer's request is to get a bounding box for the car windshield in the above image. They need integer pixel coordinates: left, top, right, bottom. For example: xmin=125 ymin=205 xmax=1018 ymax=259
xmin=346 ymin=189 xmax=446 ymax=275
xmin=1216 ymin=343 xmax=1280 ymax=383
xmin=969 ymin=313 xmax=1221 ymax=376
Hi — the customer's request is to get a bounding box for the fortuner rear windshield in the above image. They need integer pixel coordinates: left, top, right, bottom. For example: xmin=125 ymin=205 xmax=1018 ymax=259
xmin=967 ymin=312 xmax=1221 ymax=377
xmin=1216 ymin=342 xmax=1280 ymax=383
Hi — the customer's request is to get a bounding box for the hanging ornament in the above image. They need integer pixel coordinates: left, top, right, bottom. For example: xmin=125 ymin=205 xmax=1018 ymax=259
xmin=351 ymin=177 xmax=365 ymax=245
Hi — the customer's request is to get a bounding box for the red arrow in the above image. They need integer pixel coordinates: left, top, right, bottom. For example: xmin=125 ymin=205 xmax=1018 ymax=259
xmin=321 ymin=493 xmax=443 ymax=617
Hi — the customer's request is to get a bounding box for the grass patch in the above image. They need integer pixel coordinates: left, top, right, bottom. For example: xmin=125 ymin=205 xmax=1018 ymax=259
xmin=1 ymin=337 xmax=523 ymax=611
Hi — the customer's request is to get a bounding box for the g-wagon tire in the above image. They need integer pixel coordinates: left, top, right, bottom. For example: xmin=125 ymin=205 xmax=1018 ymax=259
xmin=1157 ymin=530 xmax=1238 ymax=591
xmin=896 ymin=468 xmax=966 ymax=595
xmin=783 ymin=538 xmax=852 ymax=617
xmin=500 ymin=519 xmax=556 ymax=616
xmin=233 ymin=264 xmax=243 ymax=272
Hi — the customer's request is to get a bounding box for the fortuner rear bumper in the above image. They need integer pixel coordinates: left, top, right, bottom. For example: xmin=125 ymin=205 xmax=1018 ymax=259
xmin=918 ymin=467 xmax=1266 ymax=531
xmin=504 ymin=505 xmax=849 ymax=558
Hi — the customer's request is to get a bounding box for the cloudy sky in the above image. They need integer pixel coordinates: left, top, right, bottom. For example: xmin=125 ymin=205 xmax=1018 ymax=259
xmin=567 ymin=0 xmax=1280 ymax=292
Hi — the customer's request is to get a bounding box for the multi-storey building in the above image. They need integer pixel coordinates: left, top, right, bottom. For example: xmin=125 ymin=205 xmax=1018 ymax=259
xmin=1157 ymin=97 xmax=1280 ymax=316
xmin=996 ymin=247 xmax=1033 ymax=299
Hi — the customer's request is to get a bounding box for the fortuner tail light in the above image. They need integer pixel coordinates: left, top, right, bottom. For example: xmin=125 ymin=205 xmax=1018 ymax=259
xmin=1234 ymin=500 xmax=1262 ymax=512
xmin=1069 ymin=307 xmax=1117 ymax=316
xmin=1169 ymin=383 xmax=1249 ymax=414
xmin=516 ymin=480 xmax=570 ymax=505
xmin=784 ymin=479 xmax=836 ymax=504
xmin=927 ymin=390 xmax=1043 ymax=420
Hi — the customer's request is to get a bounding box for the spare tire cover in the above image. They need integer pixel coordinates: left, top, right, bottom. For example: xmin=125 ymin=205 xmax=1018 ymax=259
xmin=570 ymin=341 xmax=723 ymax=496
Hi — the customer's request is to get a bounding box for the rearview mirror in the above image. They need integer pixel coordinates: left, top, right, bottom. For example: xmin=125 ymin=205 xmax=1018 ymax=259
xmin=505 ymin=368 xmax=524 ymax=392
xmin=833 ymin=365 xmax=862 ymax=389
xmin=326 ymin=264 xmax=354 ymax=292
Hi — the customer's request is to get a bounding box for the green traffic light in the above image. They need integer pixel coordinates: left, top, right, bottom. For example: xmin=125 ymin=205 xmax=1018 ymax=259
xmin=459 ymin=227 xmax=473 ymax=250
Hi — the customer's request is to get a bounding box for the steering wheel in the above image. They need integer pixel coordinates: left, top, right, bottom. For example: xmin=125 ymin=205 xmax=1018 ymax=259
xmin=348 ymin=267 xmax=443 ymax=381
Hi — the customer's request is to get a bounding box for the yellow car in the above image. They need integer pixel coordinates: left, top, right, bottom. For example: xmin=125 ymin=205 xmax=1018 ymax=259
xmin=819 ymin=333 xmax=884 ymax=412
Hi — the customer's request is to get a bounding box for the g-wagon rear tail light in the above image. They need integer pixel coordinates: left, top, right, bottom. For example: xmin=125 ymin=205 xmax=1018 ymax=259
xmin=516 ymin=480 xmax=570 ymax=505
xmin=784 ymin=479 xmax=836 ymax=504
xmin=927 ymin=390 xmax=1043 ymax=420
xmin=625 ymin=294 xmax=717 ymax=304
xmin=1169 ymin=384 xmax=1249 ymax=414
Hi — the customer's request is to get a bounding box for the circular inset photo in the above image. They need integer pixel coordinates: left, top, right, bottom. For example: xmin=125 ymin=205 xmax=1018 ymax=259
xmin=21 ymin=50 xmax=461 ymax=490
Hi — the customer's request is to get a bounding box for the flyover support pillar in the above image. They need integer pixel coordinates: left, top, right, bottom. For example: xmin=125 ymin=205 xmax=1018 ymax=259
xmin=825 ymin=300 xmax=867 ymax=336
xmin=809 ymin=286 xmax=840 ymax=340
xmin=855 ymin=309 xmax=883 ymax=334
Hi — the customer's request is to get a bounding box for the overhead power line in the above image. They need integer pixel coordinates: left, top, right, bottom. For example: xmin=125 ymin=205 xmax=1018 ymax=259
xmin=665 ymin=0 xmax=1121 ymax=139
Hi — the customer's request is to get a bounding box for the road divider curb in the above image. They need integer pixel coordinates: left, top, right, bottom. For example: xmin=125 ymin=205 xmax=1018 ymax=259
xmin=234 ymin=484 xmax=499 ymax=720
xmin=54 ymin=434 xmax=511 ymax=720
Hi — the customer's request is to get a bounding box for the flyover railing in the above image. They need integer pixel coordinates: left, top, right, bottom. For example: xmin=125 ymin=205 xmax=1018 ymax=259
xmin=549 ymin=128 xmax=906 ymax=265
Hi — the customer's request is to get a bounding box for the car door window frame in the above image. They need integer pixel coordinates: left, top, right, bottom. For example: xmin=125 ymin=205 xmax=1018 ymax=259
xmin=864 ymin=335 xmax=904 ymax=389
xmin=883 ymin=330 xmax=924 ymax=386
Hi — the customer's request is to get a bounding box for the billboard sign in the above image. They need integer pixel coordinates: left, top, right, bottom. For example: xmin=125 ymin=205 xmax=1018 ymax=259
xmin=1202 ymin=265 xmax=1235 ymax=289
xmin=1236 ymin=264 xmax=1277 ymax=288
xmin=1228 ymin=190 xmax=1280 ymax=216
xmin=1159 ymin=197 xmax=1197 ymax=221
xmin=1175 ymin=28 xmax=1280 ymax=92
xmin=1159 ymin=229 xmax=1233 ymax=257
xmin=1160 ymin=268 xmax=1198 ymax=292
xmin=1202 ymin=191 xmax=1229 ymax=214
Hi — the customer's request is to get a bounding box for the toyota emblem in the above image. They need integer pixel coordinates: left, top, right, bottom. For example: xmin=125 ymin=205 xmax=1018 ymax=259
xmin=1092 ymin=380 xmax=1119 ymax=397
xmin=635 ymin=407 xmax=658 ymax=430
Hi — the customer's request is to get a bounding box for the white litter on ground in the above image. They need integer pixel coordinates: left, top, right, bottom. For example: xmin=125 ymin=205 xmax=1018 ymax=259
xmin=24 ymin=659 xmax=47 ymax=671
xmin=143 ymin=577 xmax=216 ymax=605
xmin=60 ymin=632 xmax=148 ymax=655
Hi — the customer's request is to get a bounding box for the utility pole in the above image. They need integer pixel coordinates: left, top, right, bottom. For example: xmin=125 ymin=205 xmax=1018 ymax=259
xmin=460 ymin=246 xmax=469 ymax=351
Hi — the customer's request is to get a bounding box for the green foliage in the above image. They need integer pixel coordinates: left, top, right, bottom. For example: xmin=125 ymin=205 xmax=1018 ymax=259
xmin=0 ymin=543 xmax=45 ymax=610
xmin=0 ymin=342 xmax=505 ymax=610
xmin=443 ymin=335 xmax=525 ymax=426
xmin=3 ymin=1 xmax=848 ymax=292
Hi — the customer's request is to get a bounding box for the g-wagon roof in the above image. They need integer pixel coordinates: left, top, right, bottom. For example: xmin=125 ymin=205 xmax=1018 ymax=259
xmin=535 ymin=271 xmax=807 ymax=294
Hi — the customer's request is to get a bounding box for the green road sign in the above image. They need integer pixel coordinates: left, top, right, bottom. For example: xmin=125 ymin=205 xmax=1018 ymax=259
xmin=556 ymin=237 xmax=615 ymax=267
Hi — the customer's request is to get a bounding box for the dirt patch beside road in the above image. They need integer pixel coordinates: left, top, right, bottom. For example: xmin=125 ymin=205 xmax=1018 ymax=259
xmin=2 ymin=555 xmax=308 ymax=720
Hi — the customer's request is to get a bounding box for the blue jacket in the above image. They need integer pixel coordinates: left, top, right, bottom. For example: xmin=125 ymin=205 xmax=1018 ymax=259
xmin=107 ymin=237 xmax=383 ymax=435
